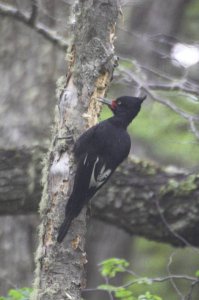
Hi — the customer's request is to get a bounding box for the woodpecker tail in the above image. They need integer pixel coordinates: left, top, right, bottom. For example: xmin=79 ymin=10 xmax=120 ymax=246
xmin=57 ymin=192 xmax=83 ymax=243
xmin=57 ymin=213 xmax=74 ymax=243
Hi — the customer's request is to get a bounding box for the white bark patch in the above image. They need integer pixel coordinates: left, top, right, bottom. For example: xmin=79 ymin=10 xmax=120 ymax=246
xmin=62 ymin=79 xmax=78 ymax=108
xmin=50 ymin=152 xmax=70 ymax=194
xmin=59 ymin=77 xmax=80 ymax=127
xmin=50 ymin=152 xmax=69 ymax=178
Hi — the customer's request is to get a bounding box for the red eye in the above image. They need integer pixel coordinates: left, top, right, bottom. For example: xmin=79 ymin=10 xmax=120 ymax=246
xmin=111 ymin=100 xmax=117 ymax=110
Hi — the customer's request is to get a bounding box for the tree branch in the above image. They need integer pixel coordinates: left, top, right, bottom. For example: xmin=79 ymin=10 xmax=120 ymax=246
xmin=29 ymin=0 xmax=38 ymax=25
xmin=117 ymin=65 xmax=199 ymax=140
xmin=0 ymin=2 xmax=68 ymax=50
xmin=1 ymin=147 xmax=199 ymax=247
xmin=118 ymin=66 xmax=199 ymax=122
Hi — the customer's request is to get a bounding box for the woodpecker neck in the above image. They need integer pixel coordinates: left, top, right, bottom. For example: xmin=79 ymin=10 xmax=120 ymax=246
xmin=109 ymin=111 xmax=138 ymax=129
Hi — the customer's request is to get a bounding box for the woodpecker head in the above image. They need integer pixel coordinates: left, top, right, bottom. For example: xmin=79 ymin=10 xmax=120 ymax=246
xmin=98 ymin=95 xmax=146 ymax=124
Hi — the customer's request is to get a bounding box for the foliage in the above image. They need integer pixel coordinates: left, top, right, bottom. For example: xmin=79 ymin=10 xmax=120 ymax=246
xmin=0 ymin=288 xmax=32 ymax=300
xmin=97 ymin=256 xmax=199 ymax=300
xmin=132 ymin=238 xmax=199 ymax=300
xmin=138 ymin=292 xmax=162 ymax=300
xmin=99 ymin=258 xmax=129 ymax=278
xmin=97 ymin=258 xmax=163 ymax=300
xmin=195 ymin=270 xmax=199 ymax=277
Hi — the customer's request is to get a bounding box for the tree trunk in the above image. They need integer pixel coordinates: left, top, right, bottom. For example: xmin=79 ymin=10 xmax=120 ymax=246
xmin=31 ymin=1 xmax=119 ymax=299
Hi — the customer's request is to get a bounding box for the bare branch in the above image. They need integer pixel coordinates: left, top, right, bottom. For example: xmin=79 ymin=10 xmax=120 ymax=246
xmin=155 ymin=199 xmax=195 ymax=248
xmin=186 ymin=279 xmax=199 ymax=300
xmin=118 ymin=66 xmax=199 ymax=122
xmin=29 ymin=0 xmax=38 ymax=25
xmin=0 ymin=2 xmax=68 ymax=50
xmin=123 ymin=275 xmax=197 ymax=288
xmin=167 ymin=251 xmax=185 ymax=299
xmin=1 ymin=147 xmax=199 ymax=247
xmin=189 ymin=119 xmax=199 ymax=139
xmin=115 ymin=65 xmax=199 ymax=141
xmin=147 ymin=82 xmax=199 ymax=97
xmin=83 ymin=274 xmax=199 ymax=296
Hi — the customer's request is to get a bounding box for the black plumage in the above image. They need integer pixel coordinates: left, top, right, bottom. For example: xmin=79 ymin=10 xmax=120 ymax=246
xmin=57 ymin=95 xmax=146 ymax=243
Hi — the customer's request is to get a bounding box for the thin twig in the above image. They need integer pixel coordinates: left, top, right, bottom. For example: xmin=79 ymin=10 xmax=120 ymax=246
xmin=189 ymin=119 xmax=199 ymax=139
xmin=119 ymin=66 xmax=199 ymax=122
xmin=117 ymin=26 xmax=170 ymax=60
xmin=186 ymin=279 xmax=199 ymax=300
xmin=147 ymin=82 xmax=199 ymax=97
xmin=155 ymin=198 xmax=199 ymax=253
xmin=83 ymin=274 xmax=198 ymax=292
xmin=167 ymin=252 xmax=185 ymax=299
xmin=0 ymin=2 xmax=68 ymax=50
xmin=29 ymin=0 xmax=38 ymax=25
xmin=105 ymin=277 xmax=114 ymax=300
xmin=155 ymin=199 xmax=193 ymax=247
xmin=123 ymin=267 xmax=140 ymax=278
xmin=122 ymin=274 xmax=197 ymax=290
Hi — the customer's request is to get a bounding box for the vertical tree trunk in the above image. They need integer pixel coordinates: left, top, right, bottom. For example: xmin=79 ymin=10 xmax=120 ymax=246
xmin=31 ymin=1 xmax=119 ymax=299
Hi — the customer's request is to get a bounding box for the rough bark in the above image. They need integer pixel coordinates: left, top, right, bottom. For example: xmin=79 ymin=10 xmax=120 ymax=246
xmin=1 ymin=147 xmax=199 ymax=247
xmin=0 ymin=148 xmax=43 ymax=214
xmin=30 ymin=1 xmax=119 ymax=299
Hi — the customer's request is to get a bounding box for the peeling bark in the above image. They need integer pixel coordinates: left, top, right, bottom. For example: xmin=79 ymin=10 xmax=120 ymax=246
xmin=1 ymin=148 xmax=199 ymax=247
xmin=30 ymin=1 xmax=119 ymax=299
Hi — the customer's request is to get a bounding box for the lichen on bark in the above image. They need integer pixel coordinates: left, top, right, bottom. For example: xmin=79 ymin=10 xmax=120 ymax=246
xmin=31 ymin=1 xmax=119 ymax=299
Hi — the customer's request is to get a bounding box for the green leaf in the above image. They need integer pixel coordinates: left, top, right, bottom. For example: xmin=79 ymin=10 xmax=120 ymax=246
xmin=98 ymin=286 xmax=136 ymax=300
xmin=138 ymin=291 xmax=162 ymax=300
xmin=115 ymin=288 xmax=134 ymax=299
xmin=99 ymin=258 xmax=129 ymax=278
xmin=195 ymin=270 xmax=199 ymax=277
xmin=8 ymin=288 xmax=32 ymax=300
xmin=8 ymin=290 xmax=22 ymax=300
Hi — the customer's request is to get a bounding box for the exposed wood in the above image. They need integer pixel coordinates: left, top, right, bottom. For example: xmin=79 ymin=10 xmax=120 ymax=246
xmin=30 ymin=1 xmax=119 ymax=299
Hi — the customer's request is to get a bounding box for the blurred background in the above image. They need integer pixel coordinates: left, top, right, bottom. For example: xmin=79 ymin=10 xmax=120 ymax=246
xmin=0 ymin=0 xmax=199 ymax=299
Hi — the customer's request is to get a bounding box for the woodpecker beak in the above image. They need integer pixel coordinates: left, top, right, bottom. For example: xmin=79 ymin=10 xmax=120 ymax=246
xmin=97 ymin=97 xmax=112 ymax=106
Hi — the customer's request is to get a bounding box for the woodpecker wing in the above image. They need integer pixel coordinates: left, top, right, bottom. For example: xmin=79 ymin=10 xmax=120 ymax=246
xmin=74 ymin=123 xmax=115 ymax=197
xmin=74 ymin=121 xmax=128 ymax=198
xmin=73 ymin=152 xmax=114 ymax=202
xmin=86 ymin=154 xmax=113 ymax=198
xmin=57 ymin=152 xmax=114 ymax=242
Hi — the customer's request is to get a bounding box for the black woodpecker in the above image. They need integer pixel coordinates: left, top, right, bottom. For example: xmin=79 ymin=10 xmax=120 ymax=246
xmin=57 ymin=95 xmax=146 ymax=243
